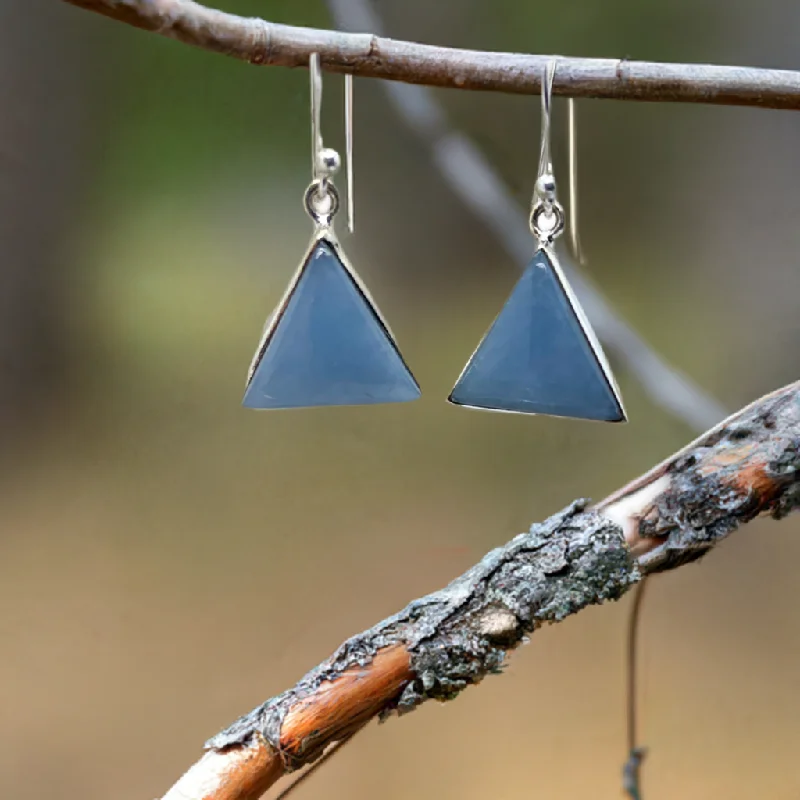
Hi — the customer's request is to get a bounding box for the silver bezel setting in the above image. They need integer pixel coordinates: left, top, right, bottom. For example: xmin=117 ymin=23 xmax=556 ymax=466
xmin=244 ymin=226 xmax=419 ymax=396
xmin=447 ymin=245 xmax=627 ymax=422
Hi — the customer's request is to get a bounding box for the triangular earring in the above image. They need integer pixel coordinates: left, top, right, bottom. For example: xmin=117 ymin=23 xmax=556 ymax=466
xmin=448 ymin=245 xmax=624 ymax=420
xmin=243 ymin=227 xmax=420 ymax=409
xmin=448 ymin=61 xmax=626 ymax=422
xmin=243 ymin=57 xmax=420 ymax=410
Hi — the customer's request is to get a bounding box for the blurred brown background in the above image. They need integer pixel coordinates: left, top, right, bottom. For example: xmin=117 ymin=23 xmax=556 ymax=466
xmin=2 ymin=0 xmax=800 ymax=798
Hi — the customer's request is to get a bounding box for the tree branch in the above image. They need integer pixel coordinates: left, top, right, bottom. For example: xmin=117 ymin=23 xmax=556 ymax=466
xmin=64 ymin=0 xmax=800 ymax=109
xmin=160 ymin=379 xmax=800 ymax=800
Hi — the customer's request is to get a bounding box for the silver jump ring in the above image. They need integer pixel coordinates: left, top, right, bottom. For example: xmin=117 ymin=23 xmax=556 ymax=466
xmin=530 ymin=201 xmax=565 ymax=244
xmin=304 ymin=179 xmax=340 ymax=227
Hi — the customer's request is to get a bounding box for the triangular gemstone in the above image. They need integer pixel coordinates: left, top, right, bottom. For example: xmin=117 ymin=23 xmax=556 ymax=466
xmin=243 ymin=239 xmax=420 ymax=409
xmin=449 ymin=248 xmax=624 ymax=421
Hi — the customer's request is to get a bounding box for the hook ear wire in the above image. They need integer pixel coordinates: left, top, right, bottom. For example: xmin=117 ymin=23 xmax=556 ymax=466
xmin=310 ymin=52 xmax=323 ymax=179
xmin=537 ymin=58 xmax=557 ymax=181
xmin=567 ymin=97 xmax=585 ymax=266
xmin=309 ymin=53 xmax=350 ymax=230
xmin=345 ymin=73 xmax=354 ymax=234
xmin=531 ymin=58 xmax=564 ymax=242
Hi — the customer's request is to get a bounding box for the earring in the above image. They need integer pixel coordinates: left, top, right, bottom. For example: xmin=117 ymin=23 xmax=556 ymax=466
xmin=243 ymin=55 xmax=420 ymax=410
xmin=448 ymin=60 xmax=626 ymax=422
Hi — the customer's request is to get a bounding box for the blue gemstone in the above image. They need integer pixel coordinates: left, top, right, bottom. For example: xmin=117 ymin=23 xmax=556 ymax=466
xmin=243 ymin=240 xmax=420 ymax=409
xmin=449 ymin=248 xmax=624 ymax=421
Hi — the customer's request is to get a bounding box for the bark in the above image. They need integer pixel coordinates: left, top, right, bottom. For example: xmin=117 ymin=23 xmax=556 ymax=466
xmin=161 ymin=380 xmax=800 ymax=800
xmin=62 ymin=0 xmax=800 ymax=109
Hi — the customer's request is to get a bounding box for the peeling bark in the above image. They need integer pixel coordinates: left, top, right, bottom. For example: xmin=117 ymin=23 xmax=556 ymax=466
xmin=158 ymin=380 xmax=800 ymax=800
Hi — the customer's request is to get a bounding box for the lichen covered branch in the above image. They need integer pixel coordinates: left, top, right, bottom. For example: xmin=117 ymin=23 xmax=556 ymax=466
xmin=208 ymin=503 xmax=636 ymax=760
xmin=160 ymin=382 xmax=800 ymax=800
xmin=600 ymin=381 xmax=800 ymax=571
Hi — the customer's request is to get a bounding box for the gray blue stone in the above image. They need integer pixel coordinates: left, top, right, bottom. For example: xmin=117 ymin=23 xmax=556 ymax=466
xmin=449 ymin=249 xmax=624 ymax=421
xmin=243 ymin=240 xmax=420 ymax=409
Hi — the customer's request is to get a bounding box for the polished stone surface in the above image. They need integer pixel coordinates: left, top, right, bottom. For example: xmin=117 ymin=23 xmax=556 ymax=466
xmin=449 ymin=249 xmax=624 ymax=421
xmin=243 ymin=241 xmax=420 ymax=409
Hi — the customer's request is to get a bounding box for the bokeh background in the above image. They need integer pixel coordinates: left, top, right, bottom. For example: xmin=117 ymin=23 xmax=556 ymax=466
xmin=2 ymin=1 xmax=800 ymax=798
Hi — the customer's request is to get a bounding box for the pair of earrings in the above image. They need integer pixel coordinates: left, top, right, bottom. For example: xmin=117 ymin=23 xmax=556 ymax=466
xmin=243 ymin=56 xmax=626 ymax=423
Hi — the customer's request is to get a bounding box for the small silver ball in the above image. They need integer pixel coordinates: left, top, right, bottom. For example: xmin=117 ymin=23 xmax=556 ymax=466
xmin=316 ymin=147 xmax=341 ymax=176
xmin=535 ymin=173 xmax=557 ymax=202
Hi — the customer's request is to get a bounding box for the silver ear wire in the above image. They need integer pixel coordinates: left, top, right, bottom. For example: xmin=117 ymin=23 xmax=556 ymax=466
xmin=307 ymin=54 xmax=352 ymax=231
xmin=310 ymin=53 xmax=324 ymax=181
xmin=530 ymin=59 xmax=565 ymax=244
xmin=306 ymin=53 xmax=342 ymax=228
xmin=567 ymin=97 xmax=585 ymax=266
xmin=537 ymin=59 xmax=556 ymax=193
xmin=345 ymin=73 xmax=354 ymax=234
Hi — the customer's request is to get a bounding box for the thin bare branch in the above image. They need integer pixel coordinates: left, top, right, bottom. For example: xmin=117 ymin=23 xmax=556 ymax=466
xmin=64 ymin=0 xmax=800 ymax=110
xmin=623 ymin=580 xmax=648 ymax=800
xmin=627 ymin=580 xmax=647 ymax=754
xmin=158 ymin=379 xmax=800 ymax=800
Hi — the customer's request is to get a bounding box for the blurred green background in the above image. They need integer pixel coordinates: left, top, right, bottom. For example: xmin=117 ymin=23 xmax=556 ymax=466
xmin=2 ymin=1 xmax=800 ymax=798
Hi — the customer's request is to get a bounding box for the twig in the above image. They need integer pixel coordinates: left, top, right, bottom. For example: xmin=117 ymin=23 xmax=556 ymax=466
xmin=627 ymin=580 xmax=647 ymax=753
xmin=63 ymin=0 xmax=800 ymax=110
xmin=326 ymin=0 xmax=726 ymax=437
xmin=623 ymin=580 xmax=648 ymax=800
xmin=158 ymin=379 xmax=800 ymax=800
